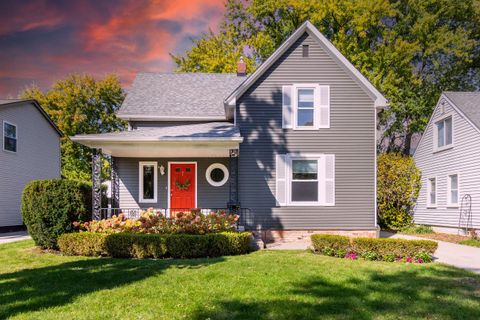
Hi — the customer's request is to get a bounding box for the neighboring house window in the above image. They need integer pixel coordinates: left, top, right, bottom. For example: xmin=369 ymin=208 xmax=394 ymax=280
xmin=447 ymin=174 xmax=459 ymax=206
xmin=427 ymin=177 xmax=436 ymax=207
xmin=435 ymin=116 xmax=452 ymax=150
xmin=206 ymin=163 xmax=229 ymax=187
xmin=282 ymin=84 xmax=330 ymax=129
xmin=139 ymin=161 xmax=157 ymax=203
xmin=275 ymin=154 xmax=335 ymax=206
xmin=3 ymin=121 xmax=17 ymax=153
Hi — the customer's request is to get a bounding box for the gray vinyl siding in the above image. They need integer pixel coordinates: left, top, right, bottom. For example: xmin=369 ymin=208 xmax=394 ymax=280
xmin=237 ymin=32 xmax=377 ymax=230
xmin=116 ymin=157 xmax=230 ymax=209
xmin=414 ymin=98 xmax=480 ymax=229
xmin=0 ymin=102 xmax=61 ymax=226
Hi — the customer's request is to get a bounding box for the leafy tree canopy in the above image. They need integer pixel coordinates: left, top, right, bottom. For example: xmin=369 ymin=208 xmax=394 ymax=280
xmin=173 ymin=0 xmax=480 ymax=153
xmin=21 ymin=74 xmax=126 ymax=181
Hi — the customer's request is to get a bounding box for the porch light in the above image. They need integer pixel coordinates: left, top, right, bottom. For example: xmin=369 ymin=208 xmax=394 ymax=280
xmin=159 ymin=165 xmax=165 ymax=175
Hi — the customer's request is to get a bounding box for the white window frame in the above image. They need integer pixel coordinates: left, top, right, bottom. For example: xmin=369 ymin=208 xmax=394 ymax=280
xmin=293 ymin=85 xmax=317 ymax=130
xmin=286 ymin=154 xmax=324 ymax=206
xmin=3 ymin=120 xmax=17 ymax=153
xmin=433 ymin=114 xmax=453 ymax=152
xmin=206 ymin=163 xmax=229 ymax=187
xmin=139 ymin=161 xmax=158 ymax=203
xmin=426 ymin=176 xmax=437 ymax=208
xmin=447 ymin=173 xmax=459 ymax=207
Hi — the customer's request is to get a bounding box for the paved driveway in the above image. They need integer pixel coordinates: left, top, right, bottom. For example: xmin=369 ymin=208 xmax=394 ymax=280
xmin=0 ymin=231 xmax=30 ymax=244
xmin=381 ymin=231 xmax=480 ymax=274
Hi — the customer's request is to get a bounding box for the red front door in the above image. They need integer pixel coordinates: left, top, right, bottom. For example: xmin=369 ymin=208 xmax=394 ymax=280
xmin=170 ymin=163 xmax=196 ymax=211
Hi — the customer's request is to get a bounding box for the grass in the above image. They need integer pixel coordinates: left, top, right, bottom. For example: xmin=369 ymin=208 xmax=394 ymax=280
xmin=459 ymin=239 xmax=480 ymax=248
xmin=400 ymin=224 xmax=434 ymax=234
xmin=1 ymin=240 xmax=479 ymax=320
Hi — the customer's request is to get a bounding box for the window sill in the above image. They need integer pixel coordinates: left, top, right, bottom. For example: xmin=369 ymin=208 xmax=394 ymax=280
xmin=446 ymin=205 xmax=459 ymax=209
xmin=283 ymin=203 xmax=335 ymax=207
xmin=139 ymin=199 xmax=157 ymax=203
xmin=433 ymin=145 xmax=453 ymax=154
xmin=426 ymin=205 xmax=437 ymax=209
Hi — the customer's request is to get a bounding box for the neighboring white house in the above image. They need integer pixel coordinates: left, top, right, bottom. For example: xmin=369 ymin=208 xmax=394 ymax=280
xmin=0 ymin=99 xmax=62 ymax=229
xmin=414 ymin=92 xmax=480 ymax=234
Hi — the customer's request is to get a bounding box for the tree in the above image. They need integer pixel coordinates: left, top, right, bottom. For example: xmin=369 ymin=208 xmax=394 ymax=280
xmin=173 ymin=0 xmax=480 ymax=154
xmin=21 ymin=74 xmax=126 ymax=181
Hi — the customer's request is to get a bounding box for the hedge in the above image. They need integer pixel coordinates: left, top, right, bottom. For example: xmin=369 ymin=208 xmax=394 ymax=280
xmin=22 ymin=179 xmax=92 ymax=249
xmin=311 ymin=234 xmax=437 ymax=262
xmin=58 ymin=232 xmax=252 ymax=259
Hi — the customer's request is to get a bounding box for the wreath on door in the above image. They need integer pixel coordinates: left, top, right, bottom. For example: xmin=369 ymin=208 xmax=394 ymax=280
xmin=175 ymin=178 xmax=191 ymax=190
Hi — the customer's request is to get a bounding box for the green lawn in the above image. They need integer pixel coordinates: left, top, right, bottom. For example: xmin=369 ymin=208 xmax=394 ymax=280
xmin=459 ymin=239 xmax=480 ymax=248
xmin=1 ymin=240 xmax=479 ymax=320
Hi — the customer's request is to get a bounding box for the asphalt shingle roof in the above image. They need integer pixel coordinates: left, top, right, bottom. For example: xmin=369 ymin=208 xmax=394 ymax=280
xmin=444 ymin=92 xmax=480 ymax=129
xmin=71 ymin=122 xmax=242 ymax=142
xmin=117 ymin=73 xmax=246 ymax=119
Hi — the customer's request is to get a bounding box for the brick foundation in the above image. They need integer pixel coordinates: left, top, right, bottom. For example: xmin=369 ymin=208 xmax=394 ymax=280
xmin=252 ymin=229 xmax=379 ymax=244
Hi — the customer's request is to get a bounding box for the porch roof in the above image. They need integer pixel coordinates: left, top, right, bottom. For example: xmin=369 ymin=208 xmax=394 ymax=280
xmin=71 ymin=122 xmax=243 ymax=157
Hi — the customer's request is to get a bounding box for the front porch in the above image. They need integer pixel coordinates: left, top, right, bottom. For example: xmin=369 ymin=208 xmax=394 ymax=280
xmin=70 ymin=122 xmax=245 ymax=223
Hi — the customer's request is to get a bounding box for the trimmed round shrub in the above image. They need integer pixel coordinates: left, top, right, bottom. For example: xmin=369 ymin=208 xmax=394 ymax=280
xmin=377 ymin=153 xmax=421 ymax=230
xmin=58 ymin=232 xmax=253 ymax=259
xmin=22 ymin=179 xmax=92 ymax=249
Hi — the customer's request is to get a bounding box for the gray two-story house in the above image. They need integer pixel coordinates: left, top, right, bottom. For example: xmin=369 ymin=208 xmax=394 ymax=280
xmin=72 ymin=21 xmax=388 ymax=240
xmin=0 ymin=99 xmax=62 ymax=228
xmin=414 ymin=92 xmax=480 ymax=235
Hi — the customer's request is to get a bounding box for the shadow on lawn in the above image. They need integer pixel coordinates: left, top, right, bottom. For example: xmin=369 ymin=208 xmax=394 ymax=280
xmin=0 ymin=256 xmax=224 ymax=319
xmin=191 ymin=265 xmax=480 ymax=320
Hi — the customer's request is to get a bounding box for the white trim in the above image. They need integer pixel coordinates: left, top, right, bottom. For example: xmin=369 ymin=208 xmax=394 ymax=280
xmin=71 ymin=136 xmax=243 ymax=143
xmin=139 ymin=161 xmax=158 ymax=203
xmin=293 ymin=84 xmax=318 ymax=130
xmin=426 ymin=176 xmax=437 ymax=208
xmin=205 ymin=163 xmax=229 ymax=187
xmin=374 ymin=109 xmax=378 ymax=228
xmin=3 ymin=120 xmax=17 ymax=153
xmin=224 ymin=21 xmax=388 ymax=108
xmin=447 ymin=173 xmax=459 ymax=207
xmin=167 ymin=161 xmax=198 ymax=210
xmin=433 ymin=113 xmax=454 ymax=153
xmin=282 ymin=85 xmax=293 ymax=129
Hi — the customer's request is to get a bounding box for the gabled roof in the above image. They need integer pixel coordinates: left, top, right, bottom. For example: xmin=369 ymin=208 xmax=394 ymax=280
xmin=117 ymin=73 xmax=246 ymax=121
xmin=71 ymin=122 xmax=242 ymax=143
xmin=0 ymin=99 xmax=63 ymax=137
xmin=443 ymin=92 xmax=480 ymax=130
xmin=224 ymin=21 xmax=388 ymax=108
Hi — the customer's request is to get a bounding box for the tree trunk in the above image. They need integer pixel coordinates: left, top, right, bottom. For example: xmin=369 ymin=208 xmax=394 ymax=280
xmin=403 ymin=132 xmax=412 ymax=155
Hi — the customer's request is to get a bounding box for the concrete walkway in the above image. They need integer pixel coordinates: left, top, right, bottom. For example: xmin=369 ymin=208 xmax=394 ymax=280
xmin=381 ymin=231 xmax=480 ymax=274
xmin=0 ymin=231 xmax=30 ymax=244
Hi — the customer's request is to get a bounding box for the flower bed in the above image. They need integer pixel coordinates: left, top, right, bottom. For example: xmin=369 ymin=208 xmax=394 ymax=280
xmin=58 ymin=232 xmax=252 ymax=259
xmin=74 ymin=208 xmax=239 ymax=235
xmin=311 ymin=234 xmax=437 ymax=263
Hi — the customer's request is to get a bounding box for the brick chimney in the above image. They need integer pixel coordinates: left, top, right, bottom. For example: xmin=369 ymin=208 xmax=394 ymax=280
xmin=237 ymin=56 xmax=247 ymax=76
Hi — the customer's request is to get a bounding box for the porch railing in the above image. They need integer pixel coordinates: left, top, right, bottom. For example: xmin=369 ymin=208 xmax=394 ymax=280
xmin=99 ymin=207 xmax=251 ymax=226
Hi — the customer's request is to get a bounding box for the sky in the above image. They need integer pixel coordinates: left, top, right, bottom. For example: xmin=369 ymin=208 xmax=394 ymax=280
xmin=0 ymin=0 xmax=225 ymax=97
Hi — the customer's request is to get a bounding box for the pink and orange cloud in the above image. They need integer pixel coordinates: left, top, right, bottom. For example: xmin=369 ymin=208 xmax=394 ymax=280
xmin=0 ymin=0 xmax=225 ymax=97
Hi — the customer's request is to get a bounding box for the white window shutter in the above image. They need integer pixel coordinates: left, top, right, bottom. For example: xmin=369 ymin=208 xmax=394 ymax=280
xmin=282 ymin=86 xmax=293 ymax=128
xmin=324 ymin=154 xmax=335 ymax=205
xmin=275 ymin=154 xmax=287 ymax=206
xmin=316 ymin=85 xmax=330 ymax=128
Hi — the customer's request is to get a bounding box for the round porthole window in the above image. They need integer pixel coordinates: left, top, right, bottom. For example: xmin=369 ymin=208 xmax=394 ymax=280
xmin=206 ymin=163 xmax=229 ymax=187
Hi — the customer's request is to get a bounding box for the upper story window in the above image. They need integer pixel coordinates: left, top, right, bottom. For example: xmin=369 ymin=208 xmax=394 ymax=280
xmin=282 ymin=84 xmax=330 ymax=130
xmin=3 ymin=121 xmax=17 ymax=153
xmin=297 ymin=88 xmax=315 ymax=127
xmin=435 ymin=116 xmax=452 ymax=151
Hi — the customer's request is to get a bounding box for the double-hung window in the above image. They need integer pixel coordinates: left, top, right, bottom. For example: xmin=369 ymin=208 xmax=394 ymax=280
xmin=296 ymin=88 xmax=315 ymax=128
xmin=447 ymin=174 xmax=459 ymax=206
xmin=275 ymin=153 xmax=335 ymax=206
xmin=427 ymin=177 xmax=436 ymax=207
xmin=435 ymin=116 xmax=452 ymax=151
xmin=3 ymin=121 xmax=17 ymax=153
xmin=139 ymin=162 xmax=157 ymax=203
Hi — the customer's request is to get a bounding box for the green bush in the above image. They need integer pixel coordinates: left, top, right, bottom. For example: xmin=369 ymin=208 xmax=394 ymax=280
xmin=377 ymin=153 xmax=422 ymax=230
xmin=58 ymin=232 xmax=252 ymax=259
xmin=311 ymin=234 xmax=437 ymax=262
xmin=22 ymin=179 xmax=92 ymax=249
xmin=400 ymin=224 xmax=434 ymax=234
